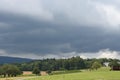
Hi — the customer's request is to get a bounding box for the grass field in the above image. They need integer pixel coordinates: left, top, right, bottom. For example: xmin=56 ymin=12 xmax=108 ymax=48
xmin=25 ymin=67 xmax=120 ymax=80
xmin=0 ymin=67 xmax=120 ymax=80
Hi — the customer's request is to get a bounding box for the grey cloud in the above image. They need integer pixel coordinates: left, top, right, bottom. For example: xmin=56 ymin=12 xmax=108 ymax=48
xmin=0 ymin=12 xmax=119 ymax=55
xmin=0 ymin=0 xmax=120 ymax=58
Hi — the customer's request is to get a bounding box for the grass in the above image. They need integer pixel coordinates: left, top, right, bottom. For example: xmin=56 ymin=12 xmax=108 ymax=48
xmin=0 ymin=74 xmax=36 ymax=80
xmin=0 ymin=67 xmax=120 ymax=80
xmin=51 ymin=70 xmax=81 ymax=75
xmin=0 ymin=76 xmax=35 ymax=80
xmin=25 ymin=67 xmax=120 ymax=80
xmin=25 ymin=71 xmax=120 ymax=80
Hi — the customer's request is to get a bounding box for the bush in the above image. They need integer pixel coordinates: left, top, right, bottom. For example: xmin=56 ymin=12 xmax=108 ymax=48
xmin=91 ymin=61 xmax=101 ymax=70
xmin=32 ymin=67 xmax=40 ymax=75
xmin=0 ymin=64 xmax=22 ymax=77
xmin=47 ymin=70 xmax=52 ymax=74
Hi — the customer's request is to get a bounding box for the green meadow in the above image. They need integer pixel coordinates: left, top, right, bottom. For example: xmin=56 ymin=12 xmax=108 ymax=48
xmin=0 ymin=67 xmax=120 ymax=80
xmin=26 ymin=71 xmax=120 ymax=80
xmin=26 ymin=67 xmax=120 ymax=80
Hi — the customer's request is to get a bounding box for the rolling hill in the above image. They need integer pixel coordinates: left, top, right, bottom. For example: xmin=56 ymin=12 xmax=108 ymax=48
xmin=0 ymin=56 xmax=32 ymax=64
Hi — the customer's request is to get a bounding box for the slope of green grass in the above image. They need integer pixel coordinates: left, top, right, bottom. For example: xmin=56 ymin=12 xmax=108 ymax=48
xmin=26 ymin=67 xmax=120 ymax=80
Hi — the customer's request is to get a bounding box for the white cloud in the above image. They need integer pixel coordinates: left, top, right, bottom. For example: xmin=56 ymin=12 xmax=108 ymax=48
xmin=42 ymin=0 xmax=120 ymax=29
xmin=97 ymin=49 xmax=119 ymax=59
xmin=0 ymin=0 xmax=54 ymax=21
xmin=0 ymin=0 xmax=120 ymax=28
xmin=0 ymin=49 xmax=120 ymax=59
xmin=79 ymin=55 xmax=87 ymax=59
xmin=95 ymin=2 xmax=120 ymax=28
xmin=62 ymin=49 xmax=120 ymax=59
xmin=78 ymin=49 xmax=120 ymax=59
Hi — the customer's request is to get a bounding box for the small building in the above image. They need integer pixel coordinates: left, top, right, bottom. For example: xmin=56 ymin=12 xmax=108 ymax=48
xmin=111 ymin=66 xmax=120 ymax=71
xmin=103 ymin=62 xmax=109 ymax=67
xmin=110 ymin=62 xmax=120 ymax=71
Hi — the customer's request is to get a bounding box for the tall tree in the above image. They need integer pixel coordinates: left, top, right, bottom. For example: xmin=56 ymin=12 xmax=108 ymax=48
xmin=109 ymin=61 xmax=120 ymax=67
xmin=2 ymin=64 xmax=21 ymax=77
xmin=91 ymin=61 xmax=101 ymax=70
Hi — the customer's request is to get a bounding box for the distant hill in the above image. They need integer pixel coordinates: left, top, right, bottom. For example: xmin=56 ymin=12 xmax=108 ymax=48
xmin=0 ymin=56 xmax=32 ymax=64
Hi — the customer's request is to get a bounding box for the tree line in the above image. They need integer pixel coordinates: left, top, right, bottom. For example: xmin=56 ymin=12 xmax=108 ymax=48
xmin=17 ymin=56 xmax=120 ymax=71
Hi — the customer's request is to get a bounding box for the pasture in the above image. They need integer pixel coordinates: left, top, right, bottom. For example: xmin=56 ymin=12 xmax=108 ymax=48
xmin=0 ymin=67 xmax=120 ymax=80
xmin=26 ymin=67 xmax=120 ymax=80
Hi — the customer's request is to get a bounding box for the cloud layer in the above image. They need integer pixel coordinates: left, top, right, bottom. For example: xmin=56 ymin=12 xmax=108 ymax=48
xmin=0 ymin=0 xmax=120 ymax=59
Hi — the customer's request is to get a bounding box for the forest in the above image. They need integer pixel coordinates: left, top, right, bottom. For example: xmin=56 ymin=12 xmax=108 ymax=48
xmin=14 ymin=56 xmax=120 ymax=71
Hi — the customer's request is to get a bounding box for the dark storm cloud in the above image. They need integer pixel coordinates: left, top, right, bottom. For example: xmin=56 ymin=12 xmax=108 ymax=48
xmin=0 ymin=0 xmax=120 ymax=59
xmin=0 ymin=12 xmax=119 ymax=55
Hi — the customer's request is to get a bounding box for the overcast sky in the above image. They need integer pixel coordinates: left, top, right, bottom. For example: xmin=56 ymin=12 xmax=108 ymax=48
xmin=0 ymin=0 xmax=120 ymax=59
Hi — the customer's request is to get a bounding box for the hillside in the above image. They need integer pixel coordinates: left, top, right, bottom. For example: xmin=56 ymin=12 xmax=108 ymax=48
xmin=0 ymin=56 xmax=32 ymax=64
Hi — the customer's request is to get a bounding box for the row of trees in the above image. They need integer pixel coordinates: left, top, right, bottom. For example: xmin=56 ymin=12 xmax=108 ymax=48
xmin=19 ymin=56 xmax=86 ymax=71
xmin=0 ymin=64 xmax=22 ymax=77
xmin=0 ymin=64 xmax=42 ymax=77
xmin=16 ymin=56 xmax=120 ymax=71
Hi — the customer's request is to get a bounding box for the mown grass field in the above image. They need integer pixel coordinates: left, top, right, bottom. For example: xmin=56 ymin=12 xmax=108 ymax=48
xmin=0 ymin=67 xmax=120 ymax=80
